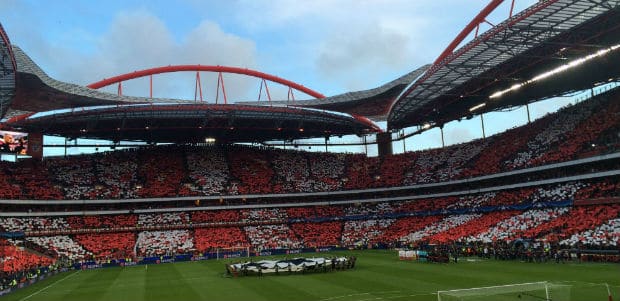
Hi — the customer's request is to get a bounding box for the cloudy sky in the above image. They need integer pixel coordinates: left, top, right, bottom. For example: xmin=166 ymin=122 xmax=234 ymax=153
xmin=1 ymin=0 xmax=586 ymax=154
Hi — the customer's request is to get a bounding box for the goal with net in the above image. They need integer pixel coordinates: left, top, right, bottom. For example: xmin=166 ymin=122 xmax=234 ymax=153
xmin=215 ymin=247 xmax=250 ymax=260
xmin=437 ymin=281 xmax=571 ymax=301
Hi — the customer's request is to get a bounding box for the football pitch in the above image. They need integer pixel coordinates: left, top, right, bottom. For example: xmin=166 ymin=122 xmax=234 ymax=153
xmin=3 ymin=250 xmax=618 ymax=301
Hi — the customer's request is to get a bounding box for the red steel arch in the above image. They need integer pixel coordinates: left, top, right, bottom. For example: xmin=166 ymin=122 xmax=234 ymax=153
xmin=87 ymin=65 xmax=326 ymax=100
xmin=432 ymin=0 xmax=505 ymax=66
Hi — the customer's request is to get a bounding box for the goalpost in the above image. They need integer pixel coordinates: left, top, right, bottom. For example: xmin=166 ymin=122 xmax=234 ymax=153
xmin=437 ymin=281 xmax=572 ymax=301
xmin=215 ymin=247 xmax=250 ymax=260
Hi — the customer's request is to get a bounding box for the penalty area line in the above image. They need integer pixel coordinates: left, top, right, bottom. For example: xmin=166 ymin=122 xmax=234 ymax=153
xmin=19 ymin=270 xmax=82 ymax=301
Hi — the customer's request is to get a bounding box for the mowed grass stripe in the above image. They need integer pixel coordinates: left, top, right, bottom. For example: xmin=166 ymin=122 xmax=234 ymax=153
xmin=144 ymin=262 xmax=202 ymax=301
xmin=99 ymin=265 xmax=147 ymax=301
xmin=54 ymin=266 xmax=123 ymax=301
xmin=1 ymin=250 xmax=618 ymax=301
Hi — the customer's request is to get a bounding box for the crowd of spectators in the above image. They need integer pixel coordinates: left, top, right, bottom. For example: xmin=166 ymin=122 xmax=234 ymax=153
xmin=526 ymin=182 xmax=586 ymax=203
xmin=66 ymin=215 xmax=137 ymax=229
xmin=0 ymin=90 xmax=616 ymax=200
xmin=186 ymin=146 xmax=229 ymax=195
xmin=240 ymin=208 xmax=287 ymax=222
xmin=0 ymin=239 xmax=53 ymax=274
xmin=466 ymin=208 xmax=570 ymax=243
xmin=527 ymin=95 xmax=620 ymax=167
xmin=227 ymin=147 xmax=274 ymax=194
xmin=0 ymin=217 xmax=69 ymax=233
xmin=341 ymin=219 xmax=394 ymax=246
xmin=272 ymin=150 xmax=313 ymax=192
xmin=426 ymin=211 xmax=518 ymax=244
xmin=135 ymin=230 xmax=194 ymax=256
xmin=194 ymin=227 xmax=248 ymax=252
xmin=244 ymin=224 xmax=301 ymax=250
xmin=0 ymin=201 xmax=617 ymax=261
xmin=94 ymin=151 xmax=139 ymax=199
xmin=286 ymin=206 xmax=343 ymax=220
xmin=0 ymin=88 xmax=618 ymax=282
xmin=290 ymin=222 xmax=342 ymax=247
xmin=521 ymin=204 xmax=620 ymax=242
xmin=560 ymin=217 xmax=620 ymax=247
xmin=135 ymin=149 xmax=185 ymax=198
xmin=26 ymin=235 xmax=89 ymax=260
xmin=308 ymin=152 xmax=346 ymax=191
xmin=137 ymin=213 xmax=190 ymax=228
xmin=73 ymin=232 xmax=135 ymax=259
xmin=403 ymin=214 xmax=481 ymax=243
xmin=191 ymin=210 xmax=240 ymax=224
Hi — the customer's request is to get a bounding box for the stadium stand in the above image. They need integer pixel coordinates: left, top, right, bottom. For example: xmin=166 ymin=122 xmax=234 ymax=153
xmin=290 ymin=222 xmax=342 ymax=248
xmin=0 ymin=87 xmax=618 ymax=286
xmin=426 ymin=211 xmax=518 ymax=244
xmin=186 ymin=146 xmax=229 ymax=196
xmin=0 ymin=90 xmax=615 ymax=200
xmin=465 ymin=208 xmax=570 ymax=243
xmin=25 ymin=236 xmax=89 ymax=260
xmin=244 ymin=224 xmax=301 ymax=250
xmin=191 ymin=210 xmax=240 ymax=224
xmin=194 ymin=227 xmax=248 ymax=252
xmin=0 ymin=239 xmax=53 ymax=274
xmin=342 ymin=219 xmax=394 ymax=246
xmin=135 ymin=230 xmax=194 ymax=256
xmin=73 ymin=232 xmax=136 ymax=259
xmin=561 ymin=218 xmax=620 ymax=247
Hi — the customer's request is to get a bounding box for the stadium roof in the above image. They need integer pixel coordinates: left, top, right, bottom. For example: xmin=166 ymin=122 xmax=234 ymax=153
xmin=239 ymin=64 xmax=430 ymax=121
xmin=6 ymin=46 xmax=190 ymax=117
xmin=6 ymin=103 xmax=380 ymax=143
xmin=388 ymin=0 xmax=620 ymax=130
xmin=3 ymin=0 xmax=620 ymax=143
xmin=1 ymin=46 xmax=380 ymax=143
xmin=0 ymin=23 xmax=16 ymax=118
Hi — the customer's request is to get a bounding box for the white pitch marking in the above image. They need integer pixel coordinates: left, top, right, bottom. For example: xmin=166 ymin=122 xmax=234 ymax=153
xmin=19 ymin=270 xmax=82 ymax=301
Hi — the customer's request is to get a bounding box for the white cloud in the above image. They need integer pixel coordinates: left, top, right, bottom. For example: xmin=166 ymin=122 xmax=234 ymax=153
xmin=217 ymin=0 xmax=491 ymax=93
xmin=2 ymin=0 xmax=543 ymax=101
xmin=316 ymin=22 xmax=413 ymax=91
xmin=35 ymin=10 xmax=260 ymax=102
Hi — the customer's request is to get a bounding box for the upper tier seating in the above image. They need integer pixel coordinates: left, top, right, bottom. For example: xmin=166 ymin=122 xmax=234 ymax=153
xmin=0 ymin=88 xmax=616 ymax=200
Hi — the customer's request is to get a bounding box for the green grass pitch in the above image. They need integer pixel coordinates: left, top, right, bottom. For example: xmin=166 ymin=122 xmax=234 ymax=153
xmin=3 ymin=250 xmax=618 ymax=301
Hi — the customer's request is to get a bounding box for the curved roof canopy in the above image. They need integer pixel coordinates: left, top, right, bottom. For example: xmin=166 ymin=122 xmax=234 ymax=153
xmin=240 ymin=65 xmax=430 ymax=121
xmin=2 ymin=45 xmax=379 ymax=143
xmin=7 ymin=103 xmax=381 ymax=143
xmin=0 ymin=23 xmax=16 ymax=118
xmin=389 ymin=0 xmax=620 ymax=129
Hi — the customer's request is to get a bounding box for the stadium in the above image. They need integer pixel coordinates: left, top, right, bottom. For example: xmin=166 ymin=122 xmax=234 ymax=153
xmin=0 ymin=1 xmax=619 ymax=300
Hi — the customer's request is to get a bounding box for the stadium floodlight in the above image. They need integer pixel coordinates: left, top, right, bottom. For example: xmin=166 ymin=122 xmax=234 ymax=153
xmin=469 ymin=103 xmax=486 ymax=112
xmin=204 ymin=137 xmax=216 ymax=143
xmin=422 ymin=123 xmax=432 ymax=129
xmin=489 ymin=43 xmax=620 ymax=99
